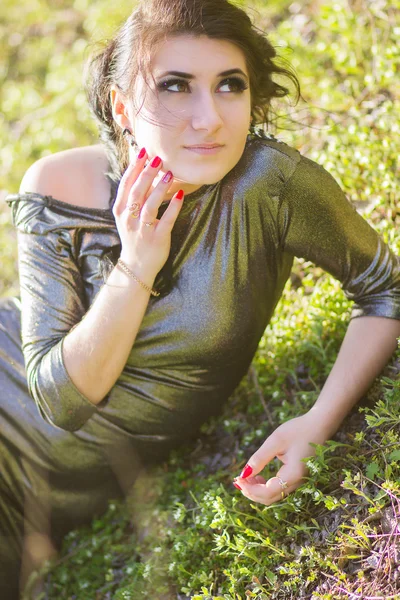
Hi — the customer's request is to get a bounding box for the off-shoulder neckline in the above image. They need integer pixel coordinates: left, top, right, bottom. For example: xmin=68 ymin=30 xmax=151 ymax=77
xmin=9 ymin=183 xmax=214 ymax=215
xmin=7 ymin=133 xmax=285 ymax=215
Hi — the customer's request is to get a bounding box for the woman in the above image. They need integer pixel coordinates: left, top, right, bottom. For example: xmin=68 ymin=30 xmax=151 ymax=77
xmin=2 ymin=0 xmax=400 ymax=596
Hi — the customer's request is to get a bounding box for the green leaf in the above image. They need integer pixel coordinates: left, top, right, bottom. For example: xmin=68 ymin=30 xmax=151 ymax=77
xmin=389 ymin=449 xmax=400 ymax=463
xmin=366 ymin=462 xmax=381 ymax=481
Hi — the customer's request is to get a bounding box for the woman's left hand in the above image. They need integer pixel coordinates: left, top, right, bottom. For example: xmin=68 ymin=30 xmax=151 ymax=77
xmin=233 ymin=412 xmax=329 ymax=505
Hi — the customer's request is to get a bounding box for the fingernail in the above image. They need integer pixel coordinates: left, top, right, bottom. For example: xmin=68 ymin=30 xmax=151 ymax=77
xmin=137 ymin=147 xmax=146 ymax=159
xmin=162 ymin=171 xmax=173 ymax=183
xmin=240 ymin=464 xmax=253 ymax=479
xmin=175 ymin=189 xmax=184 ymax=200
xmin=233 ymin=481 xmax=242 ymax=490
xmin=150 ymin=156 xmax=162 ymax=168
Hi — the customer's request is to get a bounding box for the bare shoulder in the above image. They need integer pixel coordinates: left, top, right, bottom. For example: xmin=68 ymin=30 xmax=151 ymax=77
xmin=19 ymin=145 xmax=112 ymax=209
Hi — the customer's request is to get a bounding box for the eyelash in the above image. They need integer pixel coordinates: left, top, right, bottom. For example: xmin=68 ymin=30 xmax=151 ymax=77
xmin=157 ymin=77 xmax=249 ymax=94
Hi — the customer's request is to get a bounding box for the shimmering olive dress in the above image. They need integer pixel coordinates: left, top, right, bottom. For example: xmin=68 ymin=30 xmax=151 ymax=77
xmin=1 ymin=133 xmax=400 ymax=596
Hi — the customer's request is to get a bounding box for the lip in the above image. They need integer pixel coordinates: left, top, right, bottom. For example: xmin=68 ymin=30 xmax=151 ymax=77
xmin=184 ymin=144 xmax=225 ymax=155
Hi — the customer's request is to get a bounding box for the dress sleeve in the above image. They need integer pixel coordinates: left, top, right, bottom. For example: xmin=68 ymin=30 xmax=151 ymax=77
xmin=10 ymin=195 xmax=99 ymax=431
xmin=278 ymin=155 xmax=400 ymax=319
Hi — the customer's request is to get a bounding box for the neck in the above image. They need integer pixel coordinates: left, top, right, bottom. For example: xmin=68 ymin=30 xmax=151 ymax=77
xmin=154 ymin=172 xmax=204 ymax=199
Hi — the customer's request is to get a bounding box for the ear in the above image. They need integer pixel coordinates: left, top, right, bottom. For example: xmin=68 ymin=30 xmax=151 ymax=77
xmin=110 ymin=86 xmax=134 ymax=132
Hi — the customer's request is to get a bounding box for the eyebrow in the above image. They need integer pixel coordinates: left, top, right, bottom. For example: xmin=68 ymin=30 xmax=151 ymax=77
xmin=156 ymin=68 xmax=249 ymax=80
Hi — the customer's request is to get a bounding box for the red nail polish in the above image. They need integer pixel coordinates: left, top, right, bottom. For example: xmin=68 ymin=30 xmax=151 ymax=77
xmin=162 ymin=171 xmax=173 ymax=183
xmin=175 ymin=189 xmax=184 ymax=200
xmin=150 ymin=156 xmax=162 ymax=168
xmin=137 ymin=147 xmax=146 ymax=159
xmin=240 ymin=464 xmax=253 ymax=479
xmin=233 ymin=481 xmax=242 ymax=491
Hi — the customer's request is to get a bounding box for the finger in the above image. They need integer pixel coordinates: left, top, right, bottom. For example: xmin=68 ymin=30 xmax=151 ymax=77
xmin=155 ymin=190 xmax=185 ymax=235
xmin=264 ymin=453 xmax=306 ymax=496
xmin=249 ymin=475 xmax=266 ymax=485
xmin=238 ymin=431 xmax=284 ymax=479
xmin=264 ymin=470 xmax=292 ymax=501
xmin=125 ymin=155 xmax=163 ymax=214
xmin=239 ymin=459 xmax=306 ymax=505
xmin=232 ymin=474 xmax=265 ymax=491
xmin=139 ymin=170 xmax=175 ymax=225
xmin=265 ymin=464 xmax=303 ymax=502
xmin=113 ymin=148 xmax=147 ymax=216
xmin=238 ymin=475 xmax=294 ymax=506
xmin=236 ymin=478 xmax=278 ymax=504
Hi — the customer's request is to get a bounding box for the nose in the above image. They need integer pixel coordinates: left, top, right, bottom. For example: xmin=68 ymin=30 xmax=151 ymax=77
xmin=190 ymin=91 xmax=224 ymax=133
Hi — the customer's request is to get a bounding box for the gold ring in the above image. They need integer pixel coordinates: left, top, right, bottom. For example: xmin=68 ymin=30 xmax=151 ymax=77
xmin=270 ymin=475 xmax=288 ymax=499
xmin=276 ymin=476 xmax=288 ymax=490
xmin=127 ymin=203 xmax=141 ymax=218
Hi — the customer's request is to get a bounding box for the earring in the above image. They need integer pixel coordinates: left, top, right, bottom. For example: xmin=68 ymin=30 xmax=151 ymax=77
xmin=122 ymin=128 xmax=136 ymax=147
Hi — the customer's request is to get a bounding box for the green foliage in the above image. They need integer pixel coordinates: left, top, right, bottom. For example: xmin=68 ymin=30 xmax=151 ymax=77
xmin=2 ymin=0 xmax=400 ymax=599
xmin=24 ymin=502 xmax=141 ymax=600
xmin=0 ymin=0 xmax=129 ymax=195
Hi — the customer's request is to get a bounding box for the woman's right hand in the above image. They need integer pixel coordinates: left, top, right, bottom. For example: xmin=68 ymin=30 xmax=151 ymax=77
xmin=112 ymin=149 xmax=184 ymax=283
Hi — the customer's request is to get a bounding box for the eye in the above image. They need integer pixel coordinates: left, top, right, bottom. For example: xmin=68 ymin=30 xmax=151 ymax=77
xmin=157 ymin=78 xmax=190 ymax=93
xmin=217 ymin=77 xmax=249 ymax=93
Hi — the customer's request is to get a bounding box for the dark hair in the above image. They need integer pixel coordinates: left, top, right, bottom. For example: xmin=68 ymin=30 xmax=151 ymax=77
xmin=85 ymin=0 xmax=301 ymax=185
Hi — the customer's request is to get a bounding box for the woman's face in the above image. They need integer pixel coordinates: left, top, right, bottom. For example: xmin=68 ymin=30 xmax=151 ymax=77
xmin=115 ymin=35 xmax=252 ymax=195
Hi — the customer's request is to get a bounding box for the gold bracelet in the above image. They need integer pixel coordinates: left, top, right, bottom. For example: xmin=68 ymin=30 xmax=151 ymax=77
xmin=116 ymin=259 xmax=160 ymax=297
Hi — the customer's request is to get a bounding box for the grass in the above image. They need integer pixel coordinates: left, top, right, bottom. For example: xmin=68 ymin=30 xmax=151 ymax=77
xmin=1 ymin=0 xmax=400 ymax=598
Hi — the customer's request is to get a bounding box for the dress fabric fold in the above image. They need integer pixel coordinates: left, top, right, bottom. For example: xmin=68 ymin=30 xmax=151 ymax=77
xmin=1 ymin=132 xmax=400 ymax=597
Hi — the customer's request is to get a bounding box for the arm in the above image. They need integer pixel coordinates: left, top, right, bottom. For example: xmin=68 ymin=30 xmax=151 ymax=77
xmin=14 ymin=151 xmax=183 ymax=430
xmin=62 ymin=260 xmax=155 ymax=406
xmin=234 ymin=156 xmax=400 ymax=503
xmin=63 ymin=158 xmax=183 ymax=405
xmin=17 ymin=222 xmax=155 ymax=429
xmin=309 ymin=315 xmax=400 ymax=437
xmin=235 ymin=315 xmax=400 ymax=505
